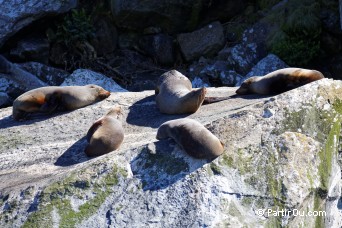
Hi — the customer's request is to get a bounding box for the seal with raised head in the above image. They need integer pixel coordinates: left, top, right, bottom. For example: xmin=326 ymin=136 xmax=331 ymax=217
xmin=85 ymin=106 xmax=124 ymax=157
xmin=155 ymin=70 xmax=206 ymax=114
xmin=236 ymin=68 xmax=324 ymax=95
xmin=156 ymin=118 xmax=224 ymax=159
xmin=12 ymin=84 xmax=110 ymax=120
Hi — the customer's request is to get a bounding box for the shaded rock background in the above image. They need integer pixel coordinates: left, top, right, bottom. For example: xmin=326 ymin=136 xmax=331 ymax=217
xmin=0 ymin=79 xmax=342 ymax=227
xmin=0 ymin=0 xmax=340 ymax=104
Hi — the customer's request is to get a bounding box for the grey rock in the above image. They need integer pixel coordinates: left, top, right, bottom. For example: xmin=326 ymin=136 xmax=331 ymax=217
xmin=109 ymin=0 xmax=245 ymax=34
xmin=0 ymin=92 xmax=11 ymax=108
xmin=0 ymin=0 xmax=77 ymax=47
xmin=19 ymin=62 xmax=69 ymax=86
xmin=237 ymin=54 xmax=288 ymax=86
xmin=61 ymin=69 xmax=127 ymax=92
xmin=138 ymin=34 xmax=175 ymax=66
xmin=227 ymin=22 xmax=272 ymax=74
xmin=91 ymin=17 xmax=118 ymax=56
xmin=0 ymin=55 xmax=47 ymax=90
xmin=188 ymin=59 xmax=242 ymax=87
xmin=191 ymin=77 xmax=209 ymax=88
xmin=10 ymin=37 xmax=49 ymax=64
xmin=109 ymin=0 xmax=202 ymax=33
xmin=178 ymin=22 xmax=225 ymax=62
xmin=0 ymin=79 xmax=341 ymax=227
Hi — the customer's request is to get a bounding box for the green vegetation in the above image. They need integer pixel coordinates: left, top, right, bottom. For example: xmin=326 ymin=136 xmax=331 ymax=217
xmin=23 ymin=163 xmax=126 ymax=227
xmin=266 ymin=0 xmax=322 ymax=66
xmin=52 ymin=9 xmax=95 ymax=48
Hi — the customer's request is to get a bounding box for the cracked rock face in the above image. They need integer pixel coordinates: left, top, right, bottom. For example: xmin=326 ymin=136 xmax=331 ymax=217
xmin=0 ymin=0 xmax=77 ymax=47
xmin=0 ymin=79 xmax=341 ymax=227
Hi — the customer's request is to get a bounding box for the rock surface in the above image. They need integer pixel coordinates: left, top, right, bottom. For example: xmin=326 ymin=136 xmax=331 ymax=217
xmin=0 ymin=0 xmax=77 ymax=47
xmin=61 ymin=69 xmax=127 ymax=92
xmin=19 ymin=62 xmax=69 ymax=86
xmin=10 ymin=37 xmax=50 ymax=64
xmin=236 ymin=54 xmax=289 ymax=86
xmin=178 ymin=22 xmax=225 ymax=62
xmin=0 ymin=79 xmax=342 ymax=227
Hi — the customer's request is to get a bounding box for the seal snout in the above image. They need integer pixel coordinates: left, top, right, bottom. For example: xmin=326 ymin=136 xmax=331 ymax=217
xmin=99 ymin=89 xmax=111 ymax=99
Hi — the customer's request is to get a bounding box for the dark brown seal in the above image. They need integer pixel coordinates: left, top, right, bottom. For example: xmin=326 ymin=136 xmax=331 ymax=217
xmin=155 ymin=70 xmax=206 ymax=114
xmin=12 ymin=85 xmax=110 ymax=120
xmin=85 ymin=106 xmax=124 ymax=157
xmin=156 ymin=118 xmax=224 ymax=159
xmin=236 ymin=68 xmax=324 ymax=95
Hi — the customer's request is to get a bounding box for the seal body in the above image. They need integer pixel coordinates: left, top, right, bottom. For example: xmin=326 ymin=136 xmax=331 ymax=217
xmin=156 ymin=118 xmax=224 ymax=159
xmin=12 ymin=84 xmax=110 ymax=120
xmin=155 ymin=70 xmax=206 ymax=114
xmin=236 ymin=68 xmax=324 ymax=95
xmin=85 ymin=106 xmax=124 ymax=157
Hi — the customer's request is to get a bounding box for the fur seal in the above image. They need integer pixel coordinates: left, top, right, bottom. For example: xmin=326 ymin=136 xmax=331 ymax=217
xmin=85 ymin=106 xmax=124 ymax=157
xmin=156 ymin=118 xmax=224 ymax=159
xmin=12 ymin=85 xmax=110 ymax=120
xmin=155 ymin=70 xmax=206 ymax=114
xmin=236 ymin=68 xmax=324 ymax=95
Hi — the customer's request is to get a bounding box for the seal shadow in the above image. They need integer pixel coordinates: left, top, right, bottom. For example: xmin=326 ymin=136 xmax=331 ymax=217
xmin=54 ymin=136 xmax=93 ymax=167
xmin=0 ymin=111 xmax=74 ymax=129
xmin=130 ymin=140 xmax=209 ymax=191
xmin=126 ymin=95 xmax=190 ymax=128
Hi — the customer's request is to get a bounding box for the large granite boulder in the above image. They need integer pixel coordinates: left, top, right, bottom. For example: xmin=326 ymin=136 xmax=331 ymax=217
xmin=0 ymin=79 xmax=341 ymax=227
xmin=227 ymin=22 xmax=273 ymax=75
xmin=0 ymin=0 xmax=77 ymax=47
xmin=236 ymin=54 xmax=289 ymax=86
xmin=61 ymin=69 xmax=127 ymax=92
xmin=178 ymin=21 xmax=225 ymax=62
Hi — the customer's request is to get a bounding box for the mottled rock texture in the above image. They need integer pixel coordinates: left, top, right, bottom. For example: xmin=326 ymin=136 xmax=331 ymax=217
xmin=0 ymin=79 xmax=341 ymax=227
xmin=0 ymin=0 xmax=77 ymax=47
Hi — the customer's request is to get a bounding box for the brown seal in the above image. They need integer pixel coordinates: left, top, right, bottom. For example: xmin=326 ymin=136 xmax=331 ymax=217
xmin=12 ymin=84 xmax=110 ymax=120
xmin=85 ymin=106 xmax=124 ymax=157
xmin=236 ymin=68 xmax=324 ymax=95
xmin=155 ymin=70 xmax=206 ymax=114
xmin=156 ymin=118 xmax=224 ymax=159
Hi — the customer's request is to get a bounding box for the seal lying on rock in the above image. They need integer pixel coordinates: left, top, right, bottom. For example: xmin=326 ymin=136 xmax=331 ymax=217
xmin=85 ymin=106 xmax=124 ymax=157
xmin=155 ymin=70 xmax=206 ymax=114
xmin=156 ymin=118 xmax=224 ymax=159
xmin=12 ymin=85 xmax=110 ymax=120
xmin=236 ymin=68 xmax=324 ymax=95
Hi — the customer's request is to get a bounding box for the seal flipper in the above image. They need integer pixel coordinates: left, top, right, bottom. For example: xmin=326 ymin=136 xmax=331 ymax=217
xmin=40 ymin=93 xmax=61 ymax=114
xmin=86 ymin=119 xmax=103 ymax=142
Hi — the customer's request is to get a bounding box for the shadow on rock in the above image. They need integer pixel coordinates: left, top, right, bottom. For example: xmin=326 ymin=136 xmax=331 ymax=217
xmin=130 ymin=140 xmax=208 ymax=191
xmin=0 ymin=111 xmax=73 ymax=129
xmin=54 ymin=136 xmax=93 ymax=167
xmin=126 ymin=95 xmax=189 ymax=128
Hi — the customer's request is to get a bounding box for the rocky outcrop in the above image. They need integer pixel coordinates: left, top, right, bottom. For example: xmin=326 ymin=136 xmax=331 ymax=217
xmin=0 ymin=0 xmax=77 ymax=47
xmin=109 ymin=0 xmax=246 ymax=34
xmin=236 ymin=54 xmax=289 ymax=86
xmin=0 ymin=79 xmax=341 ymax=227
xmin=61 ymin=69 xmax=127 ymax=92
xmin=178 ymin=22 xmax=225 ymax=62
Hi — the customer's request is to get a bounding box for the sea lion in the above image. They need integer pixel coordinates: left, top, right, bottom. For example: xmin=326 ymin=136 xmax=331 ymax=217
xmin=12 ymin=85 xmax=110 ymax=120
xmin=156 ymin=118 xmax=224 ymax=159
xmin=155 ymin=70 xmax=206 ymax=114
xmin=236 ymin=68 xmax=324 ymax=95
xmin=85 ymin=106 xmax=124 ymax=157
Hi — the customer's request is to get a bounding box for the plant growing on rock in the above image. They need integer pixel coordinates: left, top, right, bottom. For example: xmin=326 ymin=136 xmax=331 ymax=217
xmin=268 ymin=0 xmax=322 ymax=66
